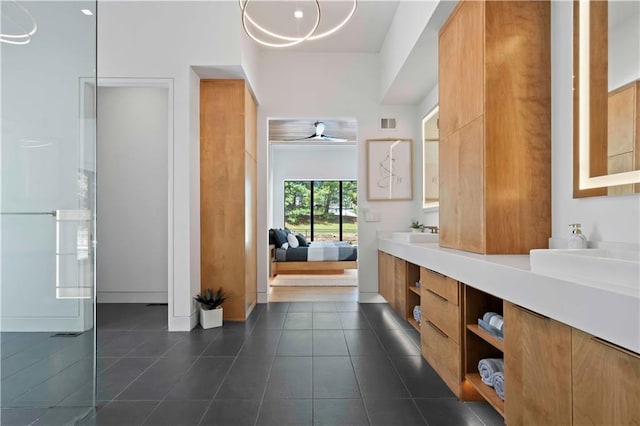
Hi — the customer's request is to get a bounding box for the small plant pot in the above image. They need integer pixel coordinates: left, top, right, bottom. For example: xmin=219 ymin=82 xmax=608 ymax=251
xmin=200 ymin=307 xmax=223 ymax=329
xmin=411 ymin=228 xmax=423 ymax=233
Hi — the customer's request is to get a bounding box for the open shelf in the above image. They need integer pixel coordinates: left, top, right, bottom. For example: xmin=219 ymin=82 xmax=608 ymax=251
xmin=409 ymin=286 xmax=421 ymax=296
xmin=407 ymin=317 xmax=421 ymax=332
xmin=467 ymin=324 xmax=504 ymax=352
xmin=466 ymin=373 xmax=505 ymax=417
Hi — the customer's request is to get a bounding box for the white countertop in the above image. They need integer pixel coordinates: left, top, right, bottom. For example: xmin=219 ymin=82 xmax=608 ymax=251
xmin=378 ymin=238 xmax=640 ymax=353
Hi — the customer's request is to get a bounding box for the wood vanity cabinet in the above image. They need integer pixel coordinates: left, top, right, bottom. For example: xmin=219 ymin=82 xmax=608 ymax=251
xmin=378 ymin=251 xmax=421 ymax=327
xmin=200 ymin=79 xmax=257 ymax=321
xmin=378 ymin=251 xmax=395 ymax=308
xmin=504 ymin=302 xmax=572 ymax=426
xmin=438 ymin=0 xmax=551 ymax=254
xmin=420 ymin=268 xmax=464 ymax=397
xmin=572 ymin=329 xmax=640 ymax=425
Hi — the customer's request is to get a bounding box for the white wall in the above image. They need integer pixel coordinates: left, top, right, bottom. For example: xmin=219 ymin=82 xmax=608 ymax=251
xmin=98 ymin=1 xmax=251 ymax=330
xmin=552 ymin=2 xmax=640 ymax=245
xmin=257 ymin=51 xmax=421 ymax=302
xmin=96 ymin=87 xmax=168 ymax=303
xmin=1 ymin=1 xmax=95 ymax=331
xmin=271 ymin=145 xmax=357 ymax=228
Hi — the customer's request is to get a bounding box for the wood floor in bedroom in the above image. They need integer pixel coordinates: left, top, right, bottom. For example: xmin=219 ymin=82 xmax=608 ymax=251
xmin=268 ymin=285 xmax=359 ymax=302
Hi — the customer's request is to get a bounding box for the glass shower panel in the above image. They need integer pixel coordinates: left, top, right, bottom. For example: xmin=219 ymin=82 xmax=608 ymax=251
xmin=1 ymin=1 xmax=97 ymax=423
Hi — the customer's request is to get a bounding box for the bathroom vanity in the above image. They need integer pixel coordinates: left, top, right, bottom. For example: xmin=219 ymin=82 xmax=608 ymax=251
xmin=378 ymin=237 xmax=640 ymax=425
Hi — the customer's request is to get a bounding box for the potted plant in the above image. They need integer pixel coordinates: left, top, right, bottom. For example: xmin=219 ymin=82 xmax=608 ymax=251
xmin=410 ymin=219 xmax=424 ymax=233
xmin=194 ymin=287 xmax=227 ymax=329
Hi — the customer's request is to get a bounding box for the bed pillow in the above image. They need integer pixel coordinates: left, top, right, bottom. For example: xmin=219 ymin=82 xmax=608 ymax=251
xmin=273 ymin=228 xmax=288 ymax=248
xmin=281 ymin=242 xmax=289 ymax=250
xmin=295 ymin=233 xmax=308 ymax=247
xmin=287 ymin=233 xmax=299 ymax=248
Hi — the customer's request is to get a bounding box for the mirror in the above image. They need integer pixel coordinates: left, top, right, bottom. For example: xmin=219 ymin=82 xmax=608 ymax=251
xmin=573 ymin=0 xmax=640 ymax=198
xmin=423 ymin=106 xmax=439 ymax=209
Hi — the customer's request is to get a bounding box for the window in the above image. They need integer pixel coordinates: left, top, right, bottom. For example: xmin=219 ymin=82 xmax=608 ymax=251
xmin=284 ymin=180 xmax=357 ymax=244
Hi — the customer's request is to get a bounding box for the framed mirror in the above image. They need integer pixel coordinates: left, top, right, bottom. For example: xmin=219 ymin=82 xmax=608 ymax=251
xmin=423 ymin=106 xmax=439 ymax=210
xmin=573 ymin=0 xmax=640 ymax=198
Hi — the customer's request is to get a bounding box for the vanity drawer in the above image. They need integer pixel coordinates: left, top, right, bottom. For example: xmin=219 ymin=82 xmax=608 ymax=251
xmin=423 ymin=288 xmax=461 ymax=344
xmin=422 ymin=319 xmax=461 ymax=389
xmin=421 ymin=268 xmax=459 ymax=305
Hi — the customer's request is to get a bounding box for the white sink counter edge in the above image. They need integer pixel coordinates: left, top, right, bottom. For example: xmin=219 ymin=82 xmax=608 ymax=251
xmin=378 ymin=238 xmax=640 ymax=354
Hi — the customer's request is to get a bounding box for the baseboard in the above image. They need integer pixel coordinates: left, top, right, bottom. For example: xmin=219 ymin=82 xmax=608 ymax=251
xmin=97 ymin=291 xmax=168 ymax=304
xmin=169 ymin=310 xmax=198 ymax=331
xmin=358 ymin=292 xmax=388 ymax=303
xmin=257 ymin=292 xmax=268 ymax=303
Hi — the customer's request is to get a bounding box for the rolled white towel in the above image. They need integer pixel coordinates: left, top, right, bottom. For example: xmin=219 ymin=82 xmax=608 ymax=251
xmin=492 ymin=371 xmax=505 ymax=401
xmin=478 ymin=358 xmax=504 ymax=386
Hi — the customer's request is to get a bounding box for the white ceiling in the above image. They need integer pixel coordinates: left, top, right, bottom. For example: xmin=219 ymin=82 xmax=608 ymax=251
xmin=245 ymin=1 xmax=400 ymax=52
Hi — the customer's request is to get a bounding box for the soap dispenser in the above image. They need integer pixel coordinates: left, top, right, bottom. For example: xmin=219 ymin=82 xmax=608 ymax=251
xmin=568 ymin=223 xmax=587 ymax=249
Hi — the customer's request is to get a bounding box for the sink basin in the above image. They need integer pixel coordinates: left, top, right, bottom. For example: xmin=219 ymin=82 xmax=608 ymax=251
xmin=392 ymin=231 xmax=439 ymax=243
xmin=530 ymin=249 xmax=640 ymax=293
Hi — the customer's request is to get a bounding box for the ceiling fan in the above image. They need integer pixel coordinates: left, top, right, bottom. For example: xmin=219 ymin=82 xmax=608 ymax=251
xmin=295 ymin=121 xmax=348 ymax=142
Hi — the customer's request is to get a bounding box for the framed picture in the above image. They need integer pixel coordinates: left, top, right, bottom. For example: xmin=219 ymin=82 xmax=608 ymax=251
xmin=366 ymin=138 xmax=413 ymax=201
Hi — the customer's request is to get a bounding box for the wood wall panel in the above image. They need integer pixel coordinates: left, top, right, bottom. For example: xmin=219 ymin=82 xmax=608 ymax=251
xmin=201 ymin=79 xmax=256 ymax=321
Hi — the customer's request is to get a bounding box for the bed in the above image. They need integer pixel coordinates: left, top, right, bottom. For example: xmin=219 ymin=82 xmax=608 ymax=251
xmin=269 ymin=229 xmax=358 ymax=275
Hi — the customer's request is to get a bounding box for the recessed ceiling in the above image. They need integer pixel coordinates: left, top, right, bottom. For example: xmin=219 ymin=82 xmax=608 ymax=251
xmin=244 ymin=1 xmax=399 ymax=53
xmin=269 ymin=118 xmax=357 ymax=142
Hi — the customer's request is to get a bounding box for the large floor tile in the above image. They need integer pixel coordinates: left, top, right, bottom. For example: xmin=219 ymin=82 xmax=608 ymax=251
xmin=313 ymin=357 xmax=360 ymax=399
xmin=165 ymin=357 xmax=234 ymax=400
xmin=364 ymin=399 xmax=426 ymax=426
xmin=254 ymin=312 xmax=287 ymax=329
xmin=313 ymin=399 xmax=369 ymax=426
xmin=264 ymin=357 xmax=312 ymax=399
xmin=256 ymin=399 xmax=312 ymax=426
xmin=389 ymin=356 xmax=454 ymax=398
xmin=351 ymin=357 xmax=410 ymax=399
xmin=283 ymin=312 xmax=313 ymax=330
xmin=277 ymin=330 xmax=312 ymax=356
xmin=238 ymin=329 xmax=282 ymax=357
xmin=116 ymin=357 xmax=197 ymax=401
xmin=126 ymin=332 xmax=187 ymax=357
xmin=312 ymin=313 xmax=342 ymax=329
xmin=414 ymin=398 xmax=485 ymax=426
xmin=198 ymin=330 xmax=245 ymax=357
xmin=215 ymin=356 xmax=274 ymax=400
xmin=343 ymin=330 xmax=386 ymax=356
xmin=466 ymin=401 xmax=505 ymax=426
xmin=0 ymin=408 xmax=46 ymax=426
xmin=142 ymin=400 xmax=209 ymax=426
xmin=375 ymin=329 xmax=420 ymax=356
xmin=339 ymin=312 xmax=372 ymax=330
xmin=200 ymin=400 xmax=261 ymax=426
xmin=287 ymin=302 xmax=314 ymax=313
xmin=92 ymin=401 xmax=159 ymax=425
xmin=313 ymin=330 xmax=349 ymax=356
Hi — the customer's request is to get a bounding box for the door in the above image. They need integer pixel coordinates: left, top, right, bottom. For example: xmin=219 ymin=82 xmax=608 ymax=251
xmin=1 ymin=1 xmax=97 ymax=423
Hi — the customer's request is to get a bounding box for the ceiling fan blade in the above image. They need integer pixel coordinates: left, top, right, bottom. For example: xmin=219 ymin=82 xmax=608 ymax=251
xmin=320 ymin=135 xmax=348 ymax=142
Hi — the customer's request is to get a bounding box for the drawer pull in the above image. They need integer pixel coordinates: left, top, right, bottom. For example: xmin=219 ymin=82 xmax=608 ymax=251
xmin=426 ymin=320 xmax=448 ymax=339
xmin=590 ymin=336 xmax=640 ymax=359
xmin=512 ymin=304 xmax=548 ymax=320
xmin=426 ymin=288 xmax=448 ymax=302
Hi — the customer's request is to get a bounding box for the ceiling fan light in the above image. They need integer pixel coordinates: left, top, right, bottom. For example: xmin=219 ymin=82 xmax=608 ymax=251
xmin=239 ymin=0 xmax=357 ymax=46
xmin=294 ymin=10 xmax=303 ymax=19
xmin=240 ymin=0 xmax=321 ymax=48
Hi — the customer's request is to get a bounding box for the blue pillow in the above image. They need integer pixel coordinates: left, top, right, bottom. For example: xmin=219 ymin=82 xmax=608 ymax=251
xmin=295 ymin=234 xmax=308 ymax=247
xmin=273 ymin=229 xmax=288 ymax=248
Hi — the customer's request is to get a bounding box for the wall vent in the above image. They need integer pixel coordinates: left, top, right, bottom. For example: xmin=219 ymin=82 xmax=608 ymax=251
xmin=380 ymin=118 xmax=397 ymax=130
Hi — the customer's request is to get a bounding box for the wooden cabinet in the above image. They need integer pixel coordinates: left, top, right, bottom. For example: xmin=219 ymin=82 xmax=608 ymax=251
xmin=200 ymin=79 xmax=257 ymax=321
xmin=438 ymin=0 xmax=551 ymax=254
xmin=378 ymin=251 xmax=394 ymax=307
xmin=504 ymin=302 xmax=572 ymax=426
xmin=378 ymin=251 xmax=421 ymax=331
xmin=572 ymin=329 xmax=640 ymax=425
xmin=420 ymin=268 xmax=464 ymax=397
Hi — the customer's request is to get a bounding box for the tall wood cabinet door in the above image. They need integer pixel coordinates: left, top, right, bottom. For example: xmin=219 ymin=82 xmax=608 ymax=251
xmin=504 ymin=303 xmax=572 ymax=426
xmin=244 ymin=153 xmax=257 ymax=313
xmin=440 ymin=117 xmax=485 ymax=253
xmin=378 ymin=252 xmax=393 ymax=306
xmin=393 ymin=257 xmax=406 ymax=319
xmin=438 ymin=0 xmax=484 ymax=140
xmin=572 ymin=329 xmax=640 ymax=425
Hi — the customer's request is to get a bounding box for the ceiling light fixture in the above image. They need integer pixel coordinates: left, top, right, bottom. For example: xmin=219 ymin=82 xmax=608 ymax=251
xmin=0 ymin=0 xmax=38 ymax=45
xmin=239 ymin=0 xmax=357 ymax=48
xmin=294 ymin=10 xmax=303 ymax=19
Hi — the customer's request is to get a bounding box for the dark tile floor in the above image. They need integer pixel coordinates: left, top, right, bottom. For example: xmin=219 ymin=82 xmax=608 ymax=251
xmin=2 ymin=302 xmax=505 ymax=425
